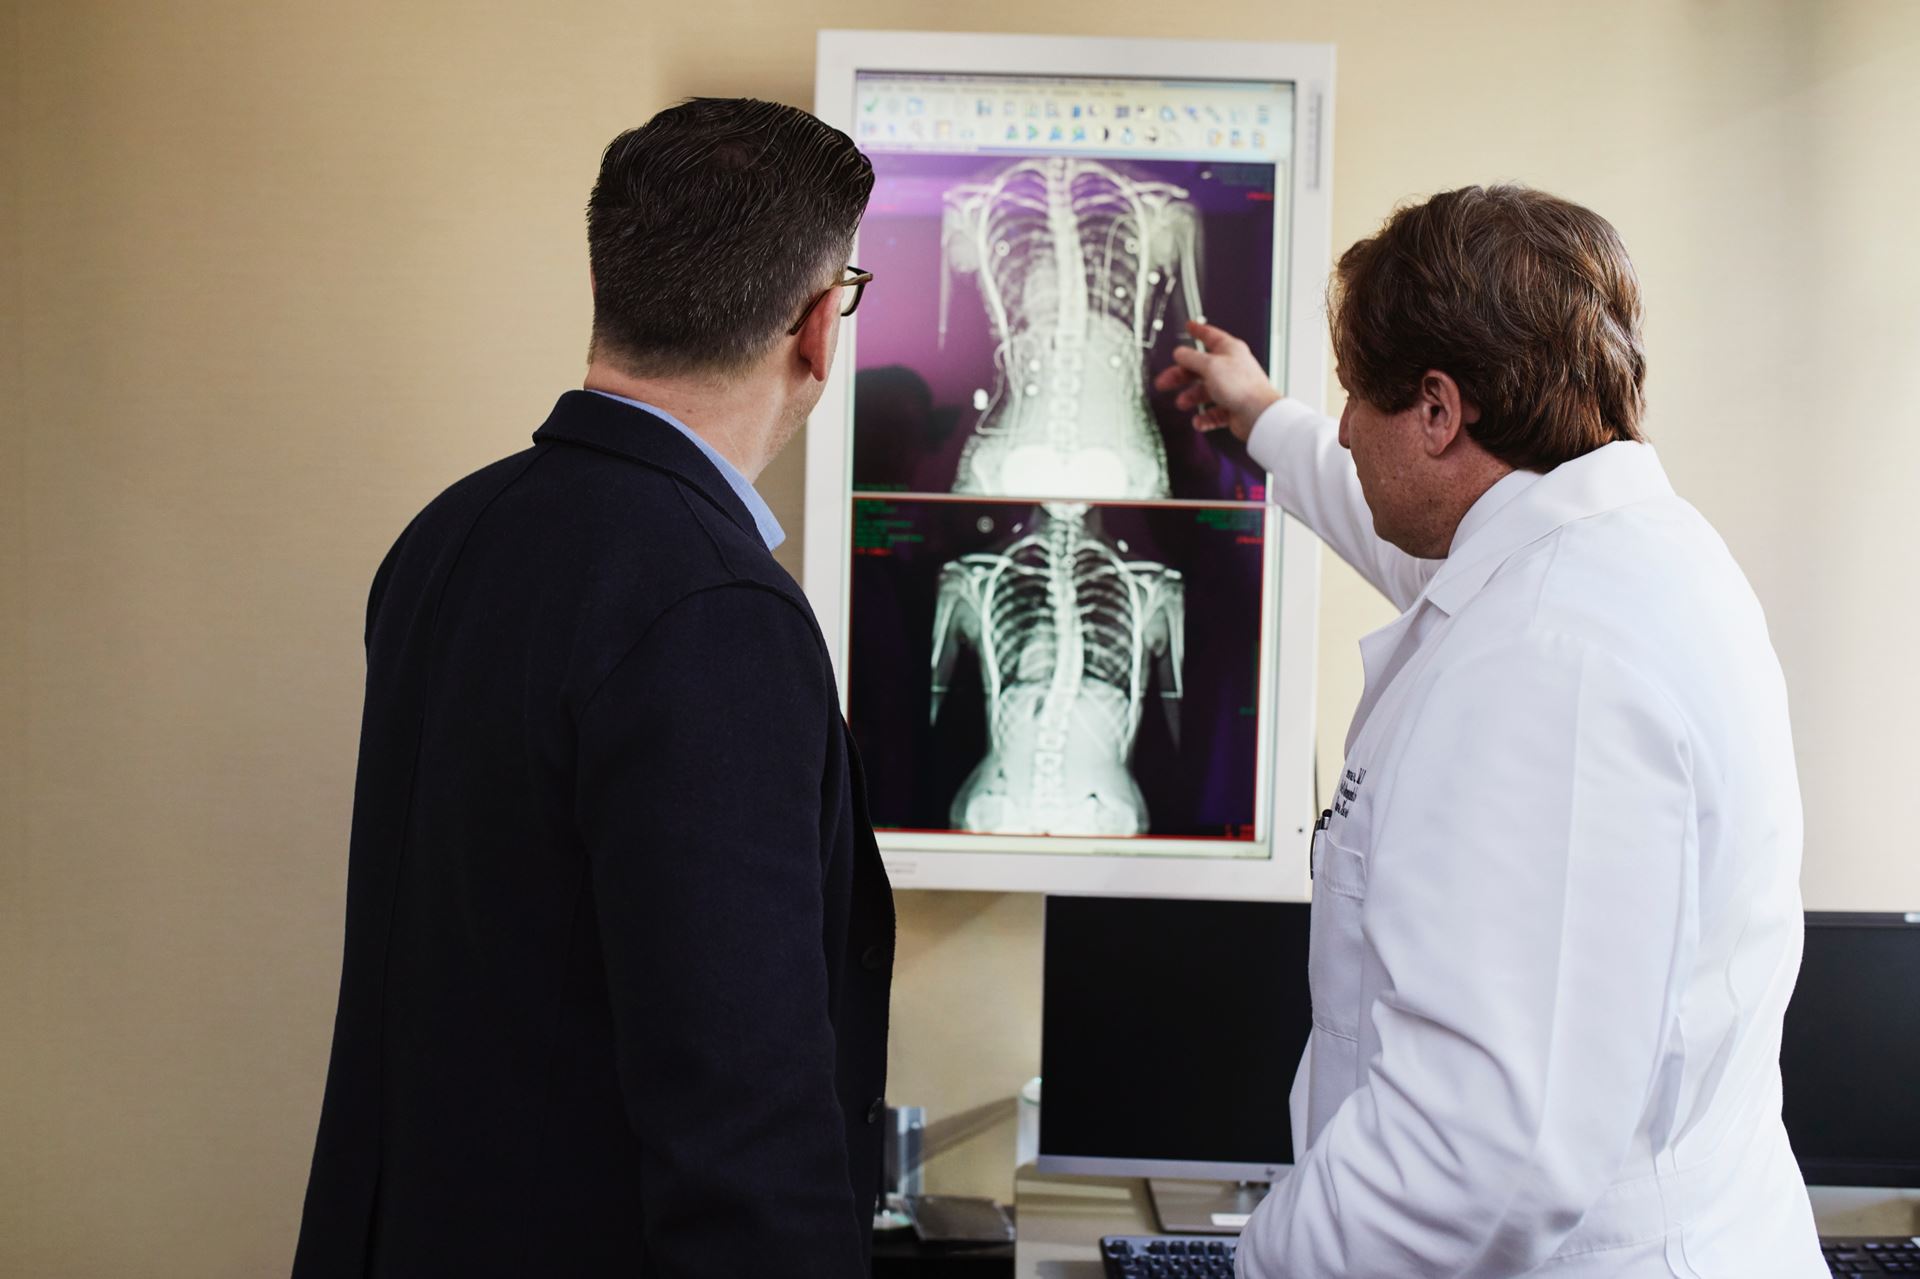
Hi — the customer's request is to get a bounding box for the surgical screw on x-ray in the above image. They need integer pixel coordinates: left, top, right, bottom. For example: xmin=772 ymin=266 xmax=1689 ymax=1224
xmin=939 ymin=157 xmax=1204 ymax=501
xmin=930 ymin=503 xmax=1185 ymax=836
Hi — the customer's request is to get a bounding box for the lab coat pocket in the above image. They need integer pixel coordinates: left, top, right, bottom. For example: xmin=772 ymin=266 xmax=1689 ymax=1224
xmin=1307 ymin=832 xmax=1368 ymax=1043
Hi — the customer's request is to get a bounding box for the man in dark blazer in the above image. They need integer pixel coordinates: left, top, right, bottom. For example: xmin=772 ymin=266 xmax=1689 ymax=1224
xmin=292 ymin=99 xmax=893 ymax=1278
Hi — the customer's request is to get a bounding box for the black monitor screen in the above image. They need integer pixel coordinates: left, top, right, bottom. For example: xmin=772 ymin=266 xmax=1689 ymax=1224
xmin=1781 ymin=912 xmax=1920 ymax=1187
xmin=1040 ymin=896 xmax=1312 ymax=1172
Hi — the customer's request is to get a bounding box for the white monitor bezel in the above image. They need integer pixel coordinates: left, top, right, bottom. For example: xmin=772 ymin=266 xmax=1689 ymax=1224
xmin=805 ymin=30 xmax=1334 ymax=900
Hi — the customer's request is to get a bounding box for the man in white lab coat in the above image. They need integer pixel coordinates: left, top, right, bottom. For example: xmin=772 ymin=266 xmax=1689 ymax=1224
xmin=1158 ymin=185 xmax=1823 ymax=1277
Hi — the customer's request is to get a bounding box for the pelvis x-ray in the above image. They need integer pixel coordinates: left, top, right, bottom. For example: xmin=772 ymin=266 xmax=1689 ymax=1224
xmin=939 ymin=158 xmax=1200 ymax=501
xmin=931 ymin=502 xmax=1184 ymax=835
xmin=848 ymin=498 xmax=1266 ymax=841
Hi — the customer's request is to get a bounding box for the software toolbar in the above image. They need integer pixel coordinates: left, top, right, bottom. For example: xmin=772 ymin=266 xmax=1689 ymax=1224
xmin=854 ymin=72 xmax=1294 ymax=163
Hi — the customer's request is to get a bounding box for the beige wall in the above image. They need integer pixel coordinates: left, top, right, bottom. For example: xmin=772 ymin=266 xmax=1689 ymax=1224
xmin=2 ymin=2 xmax=27 ymax=1265
xmin=6 ymin=0 xmax=1919 ymax=1273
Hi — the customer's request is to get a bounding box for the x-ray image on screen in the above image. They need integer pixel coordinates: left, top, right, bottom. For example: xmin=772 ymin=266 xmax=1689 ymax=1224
xmin=942 ymin=159 xmax=1197 ymax=500
xmin=848 ymin=497 xmax=1267 ymax=845
xmin=852 ymin=152 xmax=1278 ymax=504
xmin=933 ymin=500 xmax=1184 ymax=835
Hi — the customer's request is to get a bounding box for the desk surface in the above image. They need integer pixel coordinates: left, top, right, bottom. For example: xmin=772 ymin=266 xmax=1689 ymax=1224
xmin=1013 ymin=1167 xmax=1157 ymax=1279
xmin=873 ymin=1227 xmax=1016 ymax=1277
xmin=1010 ymin=1166 xmax=1920 ymax=1277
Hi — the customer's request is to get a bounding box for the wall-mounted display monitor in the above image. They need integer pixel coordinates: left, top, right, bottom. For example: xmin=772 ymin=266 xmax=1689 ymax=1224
xmin=807 ymin=31 xmax=1335 ymax=898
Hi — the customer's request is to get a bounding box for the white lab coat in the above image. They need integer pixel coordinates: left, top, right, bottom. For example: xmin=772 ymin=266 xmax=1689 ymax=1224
xmin=1237 ymin=401 xmax=1824 ymax=1278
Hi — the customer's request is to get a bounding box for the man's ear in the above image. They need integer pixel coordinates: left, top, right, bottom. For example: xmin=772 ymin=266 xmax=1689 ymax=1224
xmin=1418 ymin=369 xmax=1479 ymax=457
xmin=794 ymin=290 xmax=838 ymax=385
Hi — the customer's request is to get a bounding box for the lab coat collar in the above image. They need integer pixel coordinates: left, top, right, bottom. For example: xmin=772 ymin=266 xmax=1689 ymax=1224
xmin=1424 ymin=440 xmax=1674 ymax=616
xmin=1447 ymin=467 xmax=1543 ymax=558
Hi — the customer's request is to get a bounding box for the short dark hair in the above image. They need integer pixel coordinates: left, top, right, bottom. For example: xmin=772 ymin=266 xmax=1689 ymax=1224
xmin=1329 ymin=184 xmax=1647 ymax=472
xmin=586 ymin=98 xmax=874 ymax=376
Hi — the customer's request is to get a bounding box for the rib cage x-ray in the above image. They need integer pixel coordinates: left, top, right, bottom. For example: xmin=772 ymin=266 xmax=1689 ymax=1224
xmin=931 ymin=504 xmax=1184 ymax=836
xmin=940 ymin=158 xmax=1203 ymax=501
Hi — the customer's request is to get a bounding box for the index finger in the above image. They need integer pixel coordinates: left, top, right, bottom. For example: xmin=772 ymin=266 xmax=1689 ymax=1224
xmin=1152 ymin=363 xmax=1199 ymax=393
xmin=1186 ymin=320 xmax=1241 ymax=353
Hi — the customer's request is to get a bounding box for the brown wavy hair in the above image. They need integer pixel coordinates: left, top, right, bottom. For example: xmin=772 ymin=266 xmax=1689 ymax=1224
xmin=1330 ymin=185 xmax=1647 ymax=471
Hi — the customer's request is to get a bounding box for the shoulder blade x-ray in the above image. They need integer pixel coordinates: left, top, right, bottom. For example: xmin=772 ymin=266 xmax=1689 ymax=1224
xmin=940 ymin=157 xmax=1204 ymax=501
xmin=930 ymin=503 xmax=1185 ymax=836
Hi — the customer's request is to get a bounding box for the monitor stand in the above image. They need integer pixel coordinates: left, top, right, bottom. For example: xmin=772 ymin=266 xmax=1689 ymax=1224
xmin=1148 ymin=1178 xmax=1271 ymax=1235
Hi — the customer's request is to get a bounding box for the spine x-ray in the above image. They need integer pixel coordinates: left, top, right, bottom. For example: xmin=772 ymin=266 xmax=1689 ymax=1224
xmin=931 ymin=503 xmax=1184 ymax=835
xmin=927 ymin=158 xmax=1199 ymax=836
xmin=846 ymin=151 xmax=1279 ymax=844
xmin=940 ymin=158 xmax=1202 ymax=502
xmin=848 ymin=498 xmax=1263 ymax=842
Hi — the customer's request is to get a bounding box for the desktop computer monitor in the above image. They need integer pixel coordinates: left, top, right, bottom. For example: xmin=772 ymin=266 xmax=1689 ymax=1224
xmin=806 ymin=31 xmax=1335 ymax=898
xmin=1782 ymin=911 xmax=1920 ymax=1188
xmin=1038 ymin=894 xmax=1312 ymax=1219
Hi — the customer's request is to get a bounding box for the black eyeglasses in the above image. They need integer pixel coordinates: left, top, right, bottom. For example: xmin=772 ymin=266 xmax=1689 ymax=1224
xmin=787 ymin=266 xmax=874 ymax=335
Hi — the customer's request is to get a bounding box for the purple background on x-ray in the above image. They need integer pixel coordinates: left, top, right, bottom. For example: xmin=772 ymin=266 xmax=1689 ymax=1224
xmin=846 ymin=497 xmax=1267 ymax=840
xmin=850 ymin=152 xmax=1279 ymax=502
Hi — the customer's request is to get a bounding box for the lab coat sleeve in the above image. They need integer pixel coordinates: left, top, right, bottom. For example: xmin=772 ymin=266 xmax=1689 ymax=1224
xmin=1245 ymin=398 xmax=1440 ymax=612
xmin=1238 ymin=633 xmax=1694 ymax=1279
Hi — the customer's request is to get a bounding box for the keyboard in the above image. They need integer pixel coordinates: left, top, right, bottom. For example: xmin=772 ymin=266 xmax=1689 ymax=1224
xmin=1104 ymin=1232 xmax=1919 ymax=1275
xmin=1101 ymin=1234 xmax=1237 ymax=1278
xmin=1824 ymin=1236 xmax=1920 ymax=1275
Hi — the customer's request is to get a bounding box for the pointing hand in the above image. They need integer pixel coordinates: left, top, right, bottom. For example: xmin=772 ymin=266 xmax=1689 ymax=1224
xmin=1153 ymin=321 xmax=1283 ymax=443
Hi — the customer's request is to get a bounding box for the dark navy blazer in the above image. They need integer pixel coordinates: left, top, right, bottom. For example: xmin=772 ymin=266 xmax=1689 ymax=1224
xmin=293 ymin=391 xmax=894 ymax=1277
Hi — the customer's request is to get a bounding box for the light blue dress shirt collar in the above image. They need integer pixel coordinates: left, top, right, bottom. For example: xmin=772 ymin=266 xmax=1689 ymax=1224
xmin=586 ymin=389 xmax=785 ymax=552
